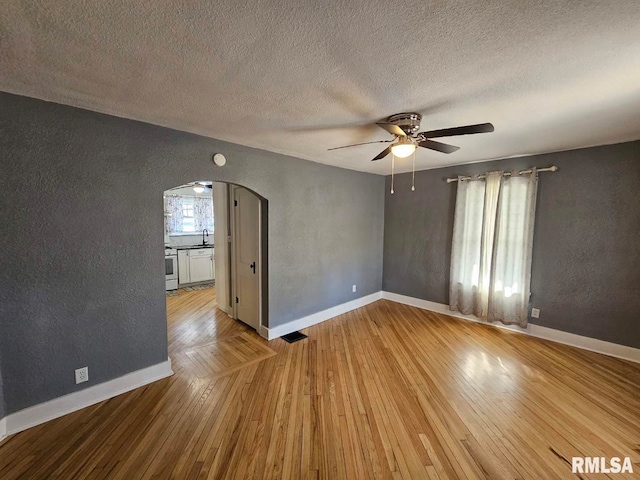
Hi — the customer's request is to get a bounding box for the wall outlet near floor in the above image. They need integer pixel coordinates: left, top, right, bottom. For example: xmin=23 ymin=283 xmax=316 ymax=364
xmin=352 ymin=285 xmax=357 ymax=293
xmin=531 ymin=308 xmax=540 ymax=319
xmin=75 ymin=367 xmax=89 ymax=384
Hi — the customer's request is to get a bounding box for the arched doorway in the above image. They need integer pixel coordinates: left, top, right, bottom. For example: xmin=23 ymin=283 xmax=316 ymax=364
xmin=163 ymin=181 xmax=268 ymax=333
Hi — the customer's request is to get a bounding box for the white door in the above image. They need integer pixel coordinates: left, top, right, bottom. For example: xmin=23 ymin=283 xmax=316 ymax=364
xmin=232 ymin=187 xmax=261 ymax=330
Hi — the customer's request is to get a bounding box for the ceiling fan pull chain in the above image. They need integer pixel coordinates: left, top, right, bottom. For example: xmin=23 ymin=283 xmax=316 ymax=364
xmin=391 ymin=153 xmax=395 ymax=194
xmin=411 ymin=150 xmax=416 ymax=191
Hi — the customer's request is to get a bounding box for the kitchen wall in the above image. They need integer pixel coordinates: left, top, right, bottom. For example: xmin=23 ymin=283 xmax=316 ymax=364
xmin=168 ymin=235 xmax=211 ymax=247
xmin=0 ymin=92 xmax=385 ymax=415
xmin=383 ymin=140 xmax=640 ymax=349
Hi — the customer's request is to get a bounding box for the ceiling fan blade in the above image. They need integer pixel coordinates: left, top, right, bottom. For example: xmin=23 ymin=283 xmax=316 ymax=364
xmin=327 ymin=139 xmax=393 ymax=151
xmin=418 ymin=139 xmax=460 ymax=154
xmin=375 ymin=122 xmax=406 ymax=137
xmin=372 ymin=146 xmax=392 ymax=161
xmin=419 ymin=122 xmax=494 ymax=138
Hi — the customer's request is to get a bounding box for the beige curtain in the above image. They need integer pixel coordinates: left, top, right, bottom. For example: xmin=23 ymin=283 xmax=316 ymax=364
xmin=449 ymin=169 xmax=538 ymax=327
xmin=449 ymin=174 xmax=489 ymax=317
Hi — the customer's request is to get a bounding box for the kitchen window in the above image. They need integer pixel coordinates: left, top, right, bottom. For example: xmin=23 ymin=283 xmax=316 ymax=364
xmin=181 ymin=198 xmax=196 ymax=233
xmin=165 ymin=195 xmax=213 ymax=235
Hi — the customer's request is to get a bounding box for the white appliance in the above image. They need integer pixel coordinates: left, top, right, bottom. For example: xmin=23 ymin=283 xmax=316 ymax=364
xmin=165 ymin=247 xmax=178 ymax=290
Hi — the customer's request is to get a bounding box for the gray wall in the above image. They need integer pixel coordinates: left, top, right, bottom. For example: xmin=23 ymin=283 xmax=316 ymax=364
xmin=0 ymin=92 xmax=385 ymax=415
xmin=0 ymin=365 xmax=4 ymax=420
xmin=383 ymin=140 xmax=640 ymax=348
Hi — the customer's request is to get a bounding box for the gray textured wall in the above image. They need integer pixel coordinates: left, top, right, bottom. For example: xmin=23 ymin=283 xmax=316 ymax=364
xmin=0 ymin=92 xmax=385 ymax=415
xmin=0 ymin=365 xmax=4 ymax=420
xmin=383 ymin=141 xmax=640 ymax=348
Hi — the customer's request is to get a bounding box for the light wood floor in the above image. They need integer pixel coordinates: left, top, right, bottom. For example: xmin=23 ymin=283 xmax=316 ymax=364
xmin=1 ymin=290 xmax=639 ymax=479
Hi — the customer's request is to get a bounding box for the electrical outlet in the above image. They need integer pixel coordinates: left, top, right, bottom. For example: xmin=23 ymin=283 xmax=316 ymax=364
xmin=75 ymin=367 xmax=89 ymax=384
xmin=352 ymin=285 xmax=357 ymax=293
xmin=531 ymin=308 xmax=540 ymax=319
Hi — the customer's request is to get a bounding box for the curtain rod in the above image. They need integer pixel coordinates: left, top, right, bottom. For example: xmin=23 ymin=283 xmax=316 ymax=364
xmin=446 ymin=165 xmax=558 ymax=183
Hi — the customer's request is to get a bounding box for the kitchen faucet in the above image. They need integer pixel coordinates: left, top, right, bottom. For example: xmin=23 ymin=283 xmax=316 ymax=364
xmin=202 ymin=229 xmax=209 ymax=246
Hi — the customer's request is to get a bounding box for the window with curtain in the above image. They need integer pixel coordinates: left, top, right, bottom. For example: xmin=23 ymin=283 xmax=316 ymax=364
xmin=449 ymin=169 xmax=538 ymax=327
xmin=165 ymin=195 xmax=213 ymax=234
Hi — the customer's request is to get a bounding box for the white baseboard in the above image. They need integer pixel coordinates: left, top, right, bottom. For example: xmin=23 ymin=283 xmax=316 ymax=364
xmin=1 ymin=358 xmax=173 ymax=437
xmin=0 ymin=417 xmax=6 ymax=444
xmin=258 ymin=325 xmax=269 ymax=340
xmin=264 ymin=292 xmax=383 ymax=340
xmin=382 ymin=291 xmax=640 ymax=364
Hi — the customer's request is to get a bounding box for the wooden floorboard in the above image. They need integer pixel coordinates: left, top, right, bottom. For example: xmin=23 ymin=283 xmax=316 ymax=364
xmin=1 ymin=290 xmax=639 ymax=479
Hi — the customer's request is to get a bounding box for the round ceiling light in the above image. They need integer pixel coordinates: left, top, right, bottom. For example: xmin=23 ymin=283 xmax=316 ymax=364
xmin=391 ymin=142 xmax=417 ymax=158
xmin=193 ymin=184 xmax=205 ymax=193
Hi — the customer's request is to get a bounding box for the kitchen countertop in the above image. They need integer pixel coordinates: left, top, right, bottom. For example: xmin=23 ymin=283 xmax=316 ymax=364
xmin=170 ymin=245 xmax=214 ymax=250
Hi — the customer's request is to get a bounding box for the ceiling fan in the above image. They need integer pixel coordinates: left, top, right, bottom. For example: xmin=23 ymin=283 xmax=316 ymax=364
xmin=191 ymin=181 xmax=212 ymax=193
xmin=328 ymin=113 xmax=494 ymax=161
xmin=167 ymin=182 xmax=212 ymax=193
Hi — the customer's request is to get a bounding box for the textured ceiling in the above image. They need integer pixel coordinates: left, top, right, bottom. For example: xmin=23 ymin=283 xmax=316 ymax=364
xmin=2 ymin=1 xmax=640 ymax=174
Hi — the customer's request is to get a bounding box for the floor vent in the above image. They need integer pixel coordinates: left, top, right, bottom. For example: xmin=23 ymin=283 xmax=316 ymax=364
xmin=281 ymin=331 xmax=308 ymax=343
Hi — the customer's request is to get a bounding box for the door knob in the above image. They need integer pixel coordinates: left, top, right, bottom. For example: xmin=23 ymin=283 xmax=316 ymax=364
xmin=250 ymin=262 xmax=256 ymax=274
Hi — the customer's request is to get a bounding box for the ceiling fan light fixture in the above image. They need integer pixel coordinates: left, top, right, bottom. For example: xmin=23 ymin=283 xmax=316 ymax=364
xmin=327 ymin=112 xmax=493 ymax=164
xmin=391 ymin=142 xmax=417 ymax=158
xmin=192 ymin=182 xmax=207 ymax=193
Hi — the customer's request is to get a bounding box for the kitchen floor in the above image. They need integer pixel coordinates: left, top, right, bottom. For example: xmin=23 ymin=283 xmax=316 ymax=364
xmin=166 ymin=283 xmax=215 ymax=297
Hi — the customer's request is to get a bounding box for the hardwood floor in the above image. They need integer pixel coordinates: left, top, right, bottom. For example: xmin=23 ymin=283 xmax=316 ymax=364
xmin=1 ymin=290 xmax=639 ymax=479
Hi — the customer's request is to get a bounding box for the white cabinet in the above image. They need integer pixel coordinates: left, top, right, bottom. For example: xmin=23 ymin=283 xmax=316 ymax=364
xmin=189 ymin=249 xmax=214 ymax=283
xmin=178 ymin=248 xmax=215 ymax=285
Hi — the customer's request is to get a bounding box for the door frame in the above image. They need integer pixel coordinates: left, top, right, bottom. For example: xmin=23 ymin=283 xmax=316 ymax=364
xmin=230 ymin=185 xmax=263 ymax=331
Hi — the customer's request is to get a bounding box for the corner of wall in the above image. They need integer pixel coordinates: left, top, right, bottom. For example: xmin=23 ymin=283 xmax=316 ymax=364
xmin=382 ymin=291 xmax=640 ymax=364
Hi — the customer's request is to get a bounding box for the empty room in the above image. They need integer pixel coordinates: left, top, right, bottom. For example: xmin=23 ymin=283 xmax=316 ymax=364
xmin=1 ymin=1 xmax=639 ymax=479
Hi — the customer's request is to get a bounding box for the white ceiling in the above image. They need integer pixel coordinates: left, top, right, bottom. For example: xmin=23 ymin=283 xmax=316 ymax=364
xmin=2 ymin=1 xmax=639 ymax=175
